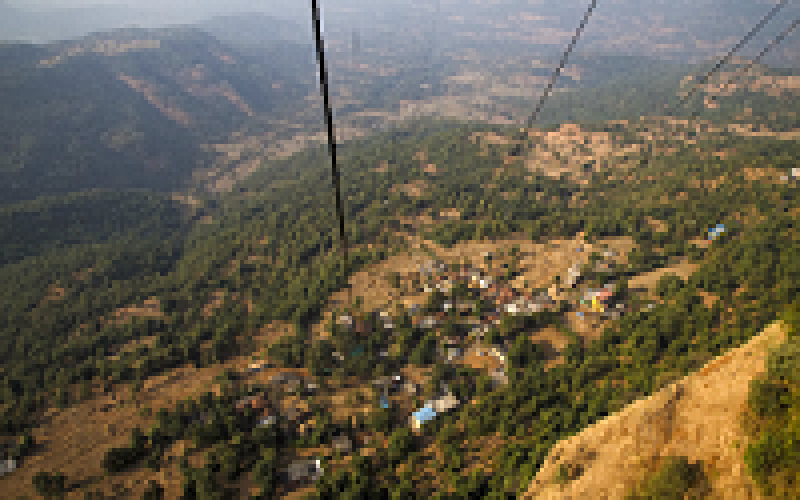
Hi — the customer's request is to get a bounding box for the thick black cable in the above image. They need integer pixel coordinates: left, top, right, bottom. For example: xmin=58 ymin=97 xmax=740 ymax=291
xmin=311 ymin=1 xmax=351 ymax=309
xmin=510 ymin=0 xmax=598 ymax=157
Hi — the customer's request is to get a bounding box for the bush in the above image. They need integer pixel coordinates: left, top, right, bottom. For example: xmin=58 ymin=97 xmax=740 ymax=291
xmin=141 ymin=480 xmax=164 ymax=500
xmin=766 ymin=337 xmax=800 ymax=386
xmin=387 ymin=427 xmax=416 ymax=466
xmin=10 ymin=433 xmax=35 ymax=461
xmin=552 ymin=462 xmax=584 ymax=485
xmin=655 ymin=273 xmax=685 ymax=298
xmin=251 ymin=449 xmax=278 ymax=495
xmin=742 ymin=333 xmax=800 ymax=498
xmin=410 ymin=333 xmax=438 ymax=366
xmin=625 ymin=455 xmax=707 ymax=500
xmin=267 ymin=332 xmax=308 ymax=368
xmin=782 ymin=302 xmax=800 ymax=339
xmin=507 ymin=335 xmax=546 ymax=375
xmin=748 ymin=379 xmax=791 ymax=418
xmin=744 ymin=430 xmax=794 ymax=496
xmin=32 ymin=471 xmax=68 ymax=499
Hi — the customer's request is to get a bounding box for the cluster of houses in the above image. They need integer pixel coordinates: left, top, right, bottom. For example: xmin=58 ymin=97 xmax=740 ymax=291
xmin=240 ymin=365 xmax=320 ymax=430
xmin=405 ymin=258 xmax=558 ymax=333
xmin=239 ymin=366 xmax=327 ymax=484
xmin=241 ymin=249 xmax=636 ymax=484
xmin=546 ymin=248 xmax=629 ymax=320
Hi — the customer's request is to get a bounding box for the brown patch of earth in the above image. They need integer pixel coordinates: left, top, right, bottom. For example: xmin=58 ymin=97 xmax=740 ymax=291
xmin=644 ymin=217 xmax=668 ymax=233
xmin=626 ymin=257 xmax=698 ymax=298
xmin=390 ymin=179 xmax=429 ymax=197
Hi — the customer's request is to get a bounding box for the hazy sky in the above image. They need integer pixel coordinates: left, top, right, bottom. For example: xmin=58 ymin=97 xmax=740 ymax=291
xmin=3 ymin=0 xmax=797 ymax=66
xmin=7 ymin=0 xmax=360 ymax=13
xmin=11 ymin=0 xmax=294 ymax=8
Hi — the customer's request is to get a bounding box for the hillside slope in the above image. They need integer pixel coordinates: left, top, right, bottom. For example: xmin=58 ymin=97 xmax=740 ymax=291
xmin=0 ymin=26 xmax=315 ymax=205
xmin=522 ymin=319 xmax=789 ymax=500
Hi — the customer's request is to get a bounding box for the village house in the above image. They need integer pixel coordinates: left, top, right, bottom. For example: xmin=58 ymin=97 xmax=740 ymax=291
xmin=269 ymin=372 xmax=315 ymax=394
xmin=410 ymin=391 xmax=461 ymax=431
xmin=582 ymin=284 xmax=616 ymax=313
xmin=235 ymin=392 xmax=271 ymax=414
xmin=332 ymin=434 xmax=353 ymax=454
xmin=371 ymin=374 xmax=402 ymax=393
xmin=257 ymin=415 xmax=277 ymax=427
xmin=0 ymin=458 xmax=16 ymax=477
xmin=490 ymin=367 xmax=509 ymax=386
xmin=283 ymin=459 xmax=323 ymax=484
xmin=410 ymin=381 xmax=461 ymax=431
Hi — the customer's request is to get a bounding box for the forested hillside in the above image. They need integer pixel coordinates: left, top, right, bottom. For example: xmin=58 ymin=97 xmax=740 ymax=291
xmin=0 ymin=26 xmax=316 ymax=205
xmin=0 ymin=63 xmax=798 ymax=497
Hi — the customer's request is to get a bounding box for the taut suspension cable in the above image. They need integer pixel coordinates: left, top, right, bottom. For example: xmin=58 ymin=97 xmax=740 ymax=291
xmin=311 ymin=1 xmax=352 ymax=310
xmin=510 ymin=0 xmax=599 ymax=157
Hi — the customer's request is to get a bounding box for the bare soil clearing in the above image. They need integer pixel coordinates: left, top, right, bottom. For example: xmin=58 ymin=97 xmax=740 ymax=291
xmin=626 ymin=257 xmax=699 ymax=298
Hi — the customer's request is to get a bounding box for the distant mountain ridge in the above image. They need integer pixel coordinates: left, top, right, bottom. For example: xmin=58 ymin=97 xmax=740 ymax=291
xmin=0 ymin=24 xmax=315 ymax=205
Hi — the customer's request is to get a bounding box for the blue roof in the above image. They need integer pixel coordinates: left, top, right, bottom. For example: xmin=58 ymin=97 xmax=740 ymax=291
xmin=380 ymin=395 xmax=389 ymax=409
xmin=412 ymin=405 xmax=438 ymax=423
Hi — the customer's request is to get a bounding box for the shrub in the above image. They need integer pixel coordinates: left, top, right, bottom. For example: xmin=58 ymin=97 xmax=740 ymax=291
xmin=387 ymin=427 xmax=416 ymax=466
xmin=655 ymin=273 xmax=685 ymax=298
xmin=766 ymin=337 xmax=800 ymax=386
xmin=744 ymin=430 xmax=794 ymax=496
xmin=267 ymin=331 xmax=308 ymax=368
xmin=410 ymin=333 xmax=438 ymax=366
xmin=10 ymin=433 xmax=35 ymax=461
xmin=781 ymin=300 xmax=800 ymax=339
xmin=141 ymin=480 xmax=164 ymax=500
xmin=748 ymin=379 xmax=791 ymax=418
xmin=32 ymin=471 xmax=68 ymax=499
xmin=553 ymin=462 xmax=583 ymax=485
xmin=625 ymin=455 xmax=708 ymax=500
xmin=743 ymin=335 xmax=800 ymax=498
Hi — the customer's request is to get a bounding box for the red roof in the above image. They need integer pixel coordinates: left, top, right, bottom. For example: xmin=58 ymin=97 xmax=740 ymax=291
xmin=596 ymin=289 xmax=613 ymax=301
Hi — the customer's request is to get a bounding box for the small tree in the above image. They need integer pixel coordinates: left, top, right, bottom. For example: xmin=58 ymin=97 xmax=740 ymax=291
xmin=141 ymin=480 xmax=164 ymax=500
xmin=32 ymin=471 xmax=67 ymax=499
xmin=655 ymin=273 xmax=684 ymax=298
xmin=625 ymin=456 xmax=708 ymax=500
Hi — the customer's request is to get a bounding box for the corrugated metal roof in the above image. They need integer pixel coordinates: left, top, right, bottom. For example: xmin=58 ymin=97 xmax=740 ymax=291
xmin=412 ymin=405 xmax=438 ymax=427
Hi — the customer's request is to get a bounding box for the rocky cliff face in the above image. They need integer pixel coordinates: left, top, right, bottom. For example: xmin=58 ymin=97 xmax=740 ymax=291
xmin=522 ymin=320 xmax=789 ymax=500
